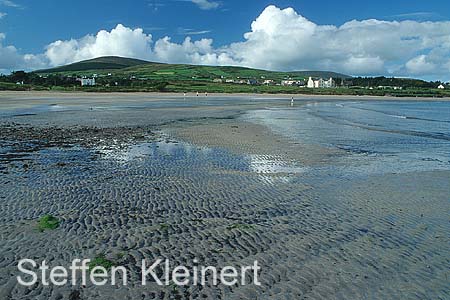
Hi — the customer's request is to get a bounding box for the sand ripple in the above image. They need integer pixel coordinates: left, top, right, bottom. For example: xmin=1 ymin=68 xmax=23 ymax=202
xmin=0 ymin=122 xmax=448 ymax=299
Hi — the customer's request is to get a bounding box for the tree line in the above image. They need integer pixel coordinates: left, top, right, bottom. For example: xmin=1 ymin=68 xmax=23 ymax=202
xmin=1 ymin=71 xmax=447 ymax=90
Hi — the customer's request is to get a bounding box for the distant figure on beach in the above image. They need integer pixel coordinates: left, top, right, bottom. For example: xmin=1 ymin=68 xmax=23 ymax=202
xmin=196 ymin=92 xmax=199 ymax=97
xmin=291 ymin=97 xmax=294 ymax=107
xmin=183 ymin=92 xmax=186 ymax=98
xmin=205 ymin=92 xmax=208 ymax=97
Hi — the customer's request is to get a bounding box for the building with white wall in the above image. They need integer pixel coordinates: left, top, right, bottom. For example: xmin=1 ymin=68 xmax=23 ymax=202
xmin=307 ymin=77 xmax=335 ymax=88
xmin=80 ymin=78 xmax=96 ymax=86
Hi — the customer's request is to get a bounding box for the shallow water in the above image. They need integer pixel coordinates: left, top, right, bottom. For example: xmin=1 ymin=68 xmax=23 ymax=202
xmin=0 ymin=98 xmax=449 ymax=300
xmin=246 ymin=101 xmax=450 ymax=175
xmin=0 ymin=95 xmax=283 ymax=118
xmin=97 ymin=138 xmax=304 ymax=181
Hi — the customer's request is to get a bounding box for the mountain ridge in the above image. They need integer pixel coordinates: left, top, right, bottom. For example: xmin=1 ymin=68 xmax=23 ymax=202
xmin=35 ymin=56 xmax=352 ymax=80
xmin=35 ymin=56 xmax=152 ymax=73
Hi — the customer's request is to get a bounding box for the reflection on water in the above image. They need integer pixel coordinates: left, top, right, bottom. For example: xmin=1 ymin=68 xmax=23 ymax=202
xmin=246 ymin=101 xmax=450 ymax=176
xmin=248 ymin=154 xmax=306 ymax=174
xmin=0 ymin=96 xmax=284 ymax=118
xmin=2 ymin=104 xmax=73 ymax=117
xmin=95 ymin=138 xmax=303 ymax=183
xmin=97 ymin=141 xmax=212 ymax=162
xmin=247 ymin=154 xmax=307 ymax=184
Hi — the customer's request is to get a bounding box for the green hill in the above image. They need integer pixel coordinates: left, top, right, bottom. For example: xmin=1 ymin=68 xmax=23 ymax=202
xmin=35 ymin=56 xmax=351 ymax=81
xmin=35 ymin=56 xmax=151 ymax=73
xmin=292 ymin=71 xmax=351 ymax=79
xmin=7 ymin=56 xmax=446 ymax=96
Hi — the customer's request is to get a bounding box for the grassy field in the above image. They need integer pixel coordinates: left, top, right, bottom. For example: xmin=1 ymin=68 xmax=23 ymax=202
xmin=35 ymin=56 xmax=350 ymax=82
xmin=0 ymin=82 xmax=48 ymax=91
xmin=2 ymin=56 xmax=446 ymax=97
xmin=36 ymin=56 xmax=151 ymax=73
xmin=6 ymin=81 xmax=448 ymax=98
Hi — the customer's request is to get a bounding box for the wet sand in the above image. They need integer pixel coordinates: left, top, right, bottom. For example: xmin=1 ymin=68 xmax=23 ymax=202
xmin=0 ymin=92 xmax=448 ymax=299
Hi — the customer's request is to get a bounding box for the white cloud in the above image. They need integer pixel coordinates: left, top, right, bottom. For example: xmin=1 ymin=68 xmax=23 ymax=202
xmin=406 ymin=55 xmax=437 ymax=75
xmin=0 ymin=33 xmax=44 ymax=73
xmin=147 ymin=0 xmax=165 ymax=12
xmin=2 ymin=5 xmax=450 ymax=80
xmin=177 ymin=27 xmax=212 ymax=35
xmin=387 ymin=12 xmax=442 ymax=22
xmin=44 ymin=24 xmax=154 ymax=66
xmin=0 ymin=12 xmax=6 ymax=18
xmin=42 ymin=24 xmax=232 ymax=67
xmin=0 ymin=0 xmax=22 ymax=8
xmin=153 ymin=36 xmax=234 ymax=65
xmin=191 ymin=0 xmax=219 ymax=10
xmin=224 ymin=6 xmax=450 ymax=77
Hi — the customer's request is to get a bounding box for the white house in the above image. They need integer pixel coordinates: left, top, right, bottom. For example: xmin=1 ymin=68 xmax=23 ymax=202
xmin=308 ymin=77 xmax=335 ymax=88
xmin=315 ymin=78 xmax=325 ymax=88
xmin=438 ymin=84 xmax=445 ymax=89
xmin=80 ymin=78 xmax=96 ymax=86
xmin=322 ymin=78 xmax=335 ymax=88
xmin=282 ymin=80 xmax=305 ymax=86
xmin=282 ymin=80 xmax=297 ymax=86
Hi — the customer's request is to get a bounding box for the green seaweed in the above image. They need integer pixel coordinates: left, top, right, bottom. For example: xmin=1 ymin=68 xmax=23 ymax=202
xmin=159 ymin=223 xmax=169 ymax=231
xmin=226 ymin=223 xmax=255 ymax=231
xmin=37 ymin=215 xmax=60 ymax=231
xmin=88 ymin=254 xmax=114 ymax=272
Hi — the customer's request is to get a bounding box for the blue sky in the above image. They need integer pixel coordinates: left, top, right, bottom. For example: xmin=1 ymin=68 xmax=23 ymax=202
xmin=1 ymin=0 xmax=450 ymax=80
xmin=2 ymin=0 xmax=449 ymax=52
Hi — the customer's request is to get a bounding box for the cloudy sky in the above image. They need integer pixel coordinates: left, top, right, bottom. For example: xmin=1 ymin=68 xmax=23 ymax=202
xmin=1 ymin=0 xmax=450 ymax=81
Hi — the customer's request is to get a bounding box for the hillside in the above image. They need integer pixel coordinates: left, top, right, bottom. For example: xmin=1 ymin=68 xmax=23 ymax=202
xmin=34 ymin=56 xmax=351 ymax=81
xmin=5 ymin=58 xmax=447 ymax=96
xmin=35 ymin=56 xmax=151 ymax=73
xmin=293 ymin=71 xmax=352 ymax=79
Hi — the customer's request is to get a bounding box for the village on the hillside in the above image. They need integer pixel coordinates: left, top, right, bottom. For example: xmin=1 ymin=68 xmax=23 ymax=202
xmin=208 ymin=76 xmax=337 ymax=88
xmin=74 ymin=74 xmax=341 ymax=88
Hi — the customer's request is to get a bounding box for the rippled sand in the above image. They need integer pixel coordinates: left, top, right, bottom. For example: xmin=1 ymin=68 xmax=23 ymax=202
xmin=0 ymin=93 xmax=448 ymax=299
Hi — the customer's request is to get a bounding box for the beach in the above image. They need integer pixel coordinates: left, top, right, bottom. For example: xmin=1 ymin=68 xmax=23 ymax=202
xmin=0 ymin=92 xmax=449 ymax=300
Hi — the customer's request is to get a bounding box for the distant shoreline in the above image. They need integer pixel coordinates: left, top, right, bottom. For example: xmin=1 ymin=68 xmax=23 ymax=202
xmin=1 ymin=90 xmax=450 ymax=101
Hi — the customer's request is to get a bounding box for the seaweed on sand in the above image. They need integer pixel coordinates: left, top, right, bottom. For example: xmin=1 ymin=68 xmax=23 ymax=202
xmin=37 ymin=215 xmax=60 ymax=231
